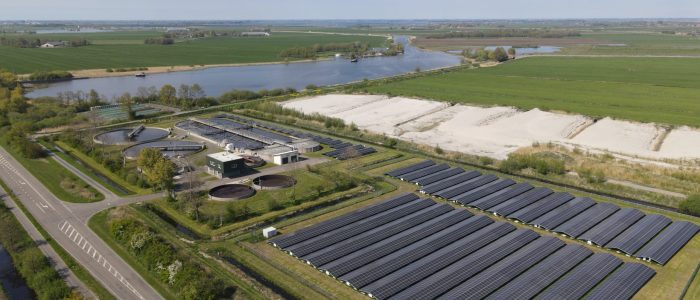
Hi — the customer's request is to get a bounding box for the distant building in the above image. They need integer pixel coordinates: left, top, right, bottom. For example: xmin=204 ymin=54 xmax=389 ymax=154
xmin=206 ymin=152 xmax=246 ymax=178
xmin=241 ymin=32 xmax=270 ymax=37
xmin=40 ymin=41 xmax=65 ymax=48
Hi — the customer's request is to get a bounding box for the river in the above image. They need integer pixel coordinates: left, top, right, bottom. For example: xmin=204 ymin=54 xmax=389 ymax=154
xmin=26 ymin=36 xmax=462 ymax=99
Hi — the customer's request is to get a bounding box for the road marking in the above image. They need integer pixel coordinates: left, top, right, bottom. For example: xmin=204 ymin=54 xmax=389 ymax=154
xmin=58 ymin=221 xmax=145 ymax=300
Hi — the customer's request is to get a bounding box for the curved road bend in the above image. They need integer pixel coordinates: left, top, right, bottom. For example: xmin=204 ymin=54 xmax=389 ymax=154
xmin=0 ymin=147 xmax=162 ymax=300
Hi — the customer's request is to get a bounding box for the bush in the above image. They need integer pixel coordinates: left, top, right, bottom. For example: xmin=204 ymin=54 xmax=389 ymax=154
xmin=28 ymin=71 xmax=73 ymax=81
xmin=679 ymin=194 xmax=700 ymax=217
xmin=500 ymin=153 xmax=566 ymax=175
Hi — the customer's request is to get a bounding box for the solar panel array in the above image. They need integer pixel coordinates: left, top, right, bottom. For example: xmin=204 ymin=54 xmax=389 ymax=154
xmin=385 ymin=160 xmax=698 ymax=265
xmin=218 ymin=113 xmax=377 ymax=160
xmin=270 ymin=194 xmax=656 ymax=299
xmin=175 ymin=120 xmax=266 ymax=150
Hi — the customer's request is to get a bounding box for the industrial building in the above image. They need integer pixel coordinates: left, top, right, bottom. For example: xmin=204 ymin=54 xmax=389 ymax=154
xmin=206 ymin=152 xmax=247 ymax=178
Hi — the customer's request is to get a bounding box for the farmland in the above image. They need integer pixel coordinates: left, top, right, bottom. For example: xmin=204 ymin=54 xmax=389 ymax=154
xmin=366 ymin=56 xmax=700 ymax=127
xmin=0 ymin=31 xmax=388 ymax=74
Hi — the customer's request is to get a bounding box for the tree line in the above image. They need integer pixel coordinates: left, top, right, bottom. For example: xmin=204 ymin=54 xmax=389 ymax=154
xmin=280 ymin=42 xmax=370 ymax=58
xmin=427 ymin=29 xmax=581 ymax=39
xmin=0 ymin=37 xmax=89 ymax=48
xmin=462 ymin=47 xmax=513 ymax=62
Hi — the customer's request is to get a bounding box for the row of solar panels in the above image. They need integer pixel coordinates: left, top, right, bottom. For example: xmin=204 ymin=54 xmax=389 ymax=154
xmin=386 ymin=160 xmax=699 ymax=265
xmin=175 ymin=120 xmax=266 ymax=150
xmin=211 ymin=115 xmax=295 ymax=143
xmin=270 ymin=193 xmax=656 ymax=300
xmin=222 ymin=114 xmax=377 ymax=160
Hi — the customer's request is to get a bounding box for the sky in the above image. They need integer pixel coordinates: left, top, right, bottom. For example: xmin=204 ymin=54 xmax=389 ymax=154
xmin=2 ymin=0 xmax=699 ymax=20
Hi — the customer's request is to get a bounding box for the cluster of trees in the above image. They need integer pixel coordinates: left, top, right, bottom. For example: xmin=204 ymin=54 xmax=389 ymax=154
xmin=137 ymin=148 xmax=176 ymax=194
xmin=27 ymin=71 xmax=73 ymax=81
xmin=383 ymin=42 xmax=405 ymax=56
xmin=144 ymin=35 xmax=175 ymax=45
xmin=107 ymin=214 xmax=231 ymax=299
xmin=280 ymin=42 xmax=370 ymax=58
xmin=499 ymin=153 xmax=566 ymax=175
xmin=5 ymin=124 xmax=45 ymax=158
xmin=427 ymin=29 xmax=581 ymax=39
xmin=0 ymin=201 xmax=73 ymax=299
xmin=680 ymin=194 xmax=700 ymax=217
xmin=0 ymin=37 xmax=89 ymax=48
xmin=462 ymin=47 xmax=513 ymax=62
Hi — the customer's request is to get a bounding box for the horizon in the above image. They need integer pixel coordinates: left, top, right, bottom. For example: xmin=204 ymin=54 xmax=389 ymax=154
xmin=3 ymin=0 xmax=699 ymax=21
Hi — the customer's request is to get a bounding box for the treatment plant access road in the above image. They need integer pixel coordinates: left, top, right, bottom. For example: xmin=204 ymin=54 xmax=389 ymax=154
xmin=0 ymin=146 xmax=163 ymax=300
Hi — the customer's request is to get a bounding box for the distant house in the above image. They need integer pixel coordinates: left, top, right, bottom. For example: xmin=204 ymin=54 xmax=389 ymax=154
xmin=40 ymin=41 xmax=65 ymax=48
xmin=241 ymin=32 xmax=270 ymax=37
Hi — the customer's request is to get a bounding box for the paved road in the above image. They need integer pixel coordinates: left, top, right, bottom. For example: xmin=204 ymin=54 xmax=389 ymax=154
xmin=0 ymin=186 xmax=94 ymax=298
xmin=0 ymin=147 xmax=162 ymax=300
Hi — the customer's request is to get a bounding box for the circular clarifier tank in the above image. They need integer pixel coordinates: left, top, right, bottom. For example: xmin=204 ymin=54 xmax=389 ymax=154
xmin=208 ymin=184 xmax=256 ymax=201
xmin=252 ymin=174 xmax=296 ymax=190
xmin=94 ymin=127 xmax=169 ymax=145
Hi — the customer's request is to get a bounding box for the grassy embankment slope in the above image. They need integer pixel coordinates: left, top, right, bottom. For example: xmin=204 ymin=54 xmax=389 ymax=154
xmin=367 ymin=56 xmax=700 ymax=127
xmin=0 ymin=31 xmax=388 ymax=73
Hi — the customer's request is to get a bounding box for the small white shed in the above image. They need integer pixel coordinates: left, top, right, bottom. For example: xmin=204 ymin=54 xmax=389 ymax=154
xmin=262 ymin=227 xmax=278 ymax=238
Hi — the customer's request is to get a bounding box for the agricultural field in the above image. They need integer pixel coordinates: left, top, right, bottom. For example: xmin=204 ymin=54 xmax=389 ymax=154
xmin=366 ymin=56 xmax=700 ymax=127
xmin=0 ymin=31 xmax=388 ymax=74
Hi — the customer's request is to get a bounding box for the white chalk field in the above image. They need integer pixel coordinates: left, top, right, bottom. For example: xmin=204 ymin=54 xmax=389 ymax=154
xmin=282 ymin=94 xmax=700 ymax=162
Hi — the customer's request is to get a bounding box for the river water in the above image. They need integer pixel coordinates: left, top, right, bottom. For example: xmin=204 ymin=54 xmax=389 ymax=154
xmin=26 ymin=36 xmax=461 ymax=99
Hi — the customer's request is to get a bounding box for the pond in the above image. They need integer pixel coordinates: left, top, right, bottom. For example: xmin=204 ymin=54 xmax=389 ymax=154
xmin=0 ymin=246 xmax=33 ymax=300
xmin=26 ymin=36 xmax=462 ymax=99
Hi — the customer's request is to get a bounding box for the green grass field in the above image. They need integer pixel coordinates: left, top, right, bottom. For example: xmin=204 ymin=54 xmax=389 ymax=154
xmin=367 ymin=56 xmax=700 ymax=127
xmin=562 ymin=32 xmax=700 ymax=56
xmin=0 ymin=31 xmax=387 ymax=73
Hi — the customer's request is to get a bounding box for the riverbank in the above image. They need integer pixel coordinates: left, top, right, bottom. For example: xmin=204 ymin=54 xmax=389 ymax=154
xmin=22 ymin=58 xmax=335 ymax=80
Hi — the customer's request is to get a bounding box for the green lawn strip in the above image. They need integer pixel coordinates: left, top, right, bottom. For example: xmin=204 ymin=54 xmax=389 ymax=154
xmin=0 ymin=178 xmax=116 ymax=300
xmin=39 ymin=141 xmax=132 ymax=197
xmin=128 ymin=205 xmax=266 ymax=300
xmin=53 ymin=141 xmax=150 ymax=195
xmin=366 ymin=57 xmax=700 ymax=127
xmin=88 ymin=210 xmax=180 ymax=300
xmin=0 ymin=141 xmax=103 ymax=203
xmin=1 ymin=32 xmax=388 ymax=73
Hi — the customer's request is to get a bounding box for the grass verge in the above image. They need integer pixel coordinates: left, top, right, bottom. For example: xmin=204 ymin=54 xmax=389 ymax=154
xmin=0 ymin=141 xmax=103 ymax=203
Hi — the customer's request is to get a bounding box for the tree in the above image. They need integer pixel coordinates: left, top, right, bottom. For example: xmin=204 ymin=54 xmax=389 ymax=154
xmin=118 ymin=92 xmax=135 ymax=120
xmin=159 ymin=84 xmax=177 ymax=105
xmin=137 ymin=148 xmax=164 ymax=171
xmin=507 ymin=47 xmax=516 ymax=58
xmin=190 ymin=84 xmax=205 ymax=99
xmin=491 ymin=47 xmax=509 ymax=62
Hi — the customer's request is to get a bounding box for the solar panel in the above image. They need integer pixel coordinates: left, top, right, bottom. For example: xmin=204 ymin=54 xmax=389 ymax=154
xmin=605 ymin=214 xmax=671 ymax=256
xmin=385 ymin=229 xmax=539 ymax=300
xmin=412 ymin=167 xmax=465 ymax=186
xmin=303 ymin=204 xmax=453 ymax=266
xmin=487 ymin=244 xmax=593 ymax=300
xmin=552 ymin=202 xmax=619 ymax=238
xmin=433 ymin=174 xmax=499 ymax=199
xmin=324 ymin=145 xmax=364 ymax=158
xmin=360 ymin=223 xmax=521 ymax=299
xmin=507 ymin=192 xmax=574 ymax=223
xmin=340 ymin=216 xmax=500 ymax=289
xmin=320 ymin=210 xmax=472 ymax=276
xmin=440 ymin=236 xmax=565 ymax=300
xmin=420 ymin=170 xmax=481 ymax=194
xmin=488 ymin=187 xmax=553 ymax=217
xmin=385 ymin=160 xmax=434 ymax=177
xmin=453 ymin=178 xmax=516 ymax=205
xmin=636 ymin=221 xmax=700 ymax=265
xmin=578 ymin=208 xmax=645 ymax=246
xmin=469 ymin=183 xmax=534 ymax=210
xmin=399 ymin=164 xmax=450 ymax=182
xmin=285 ymin=199 xmax=434 ymax=257
xmin=584 ymin=263 xmax=656 ymax=300
xmin=269 ymin=193 xmax=418 ymax=248
xmin=530 ymin=197 xmax=596 ymax=230
xmin=536 ymin=253 xmax=622 ymax=300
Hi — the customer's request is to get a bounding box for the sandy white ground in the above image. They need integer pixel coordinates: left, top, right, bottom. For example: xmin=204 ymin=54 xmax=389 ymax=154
xmin=282 ymin=94 xmax=700 ymax=162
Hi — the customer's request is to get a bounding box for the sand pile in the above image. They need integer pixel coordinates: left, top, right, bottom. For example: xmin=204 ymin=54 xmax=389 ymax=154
xmin=282 ymin=94 xmax=700 ymax=162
